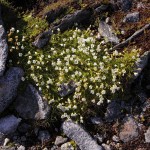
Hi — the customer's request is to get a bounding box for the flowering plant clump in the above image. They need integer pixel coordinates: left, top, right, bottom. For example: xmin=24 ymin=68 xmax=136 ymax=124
xmin=8 ymin=27 xmax=140 ymax=123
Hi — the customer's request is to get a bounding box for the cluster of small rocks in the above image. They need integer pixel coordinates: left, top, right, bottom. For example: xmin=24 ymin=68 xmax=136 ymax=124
xmin=0 ymin=0 xmax=150 ymax=150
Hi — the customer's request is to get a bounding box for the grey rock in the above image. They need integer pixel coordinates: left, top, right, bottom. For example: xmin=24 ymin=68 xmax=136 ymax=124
xmin=98 ymin=21 xmax=119 ymax=44
xmin=61 ymin=142 xmax=74 ymax=150
xmin=105 ymin=100 xmax=123 ymax=122
xmin=144 ymin=127 xmax=150 ymax=143
xmin=59 ymin=81 xmax=76 ymax=97
xmin=62 ymin=120 xmax=102 ymax=150
xmin=0 ymin=115 xmax=21 ymax=135
xmin=33 ymin=8 xmax=93 ymax=48
xmin=15 ymin=84 xmax=50 ymax=120
xmin=0 ymin=132 xmax=5 ymax=145
xmin=90 ymin=117 xmax=103 ymax=125
xmin=17 ymin=145 xmax=25 ymax=150
xmin=44 ymin=7 xmax=67 ymax=24
xmin=134 ymin=51 xmax=150 ymax=79
xmin=32 ymin=31 xmax=52 ymax=49
xmin=0 ymin=7 xmax=8 ymax=76
xmin=54 ymin=136 xmax=68 ymax=146
xmin=38 ymin=130 xmax=51 ymax=142
xmin=123 ymin=12 xmax=140 ymax=23
xmin=119 ymin=116 xmax=139 ymax=142
xmin=102 ymin=144 xmax=111 ymax=150
xmin=121 ymin=0 xmax=132 ymax=12
xmin=112 ymin=135 xmax=119 ymax=142
xmin=0 ymin=67 xmax=24 ymax=113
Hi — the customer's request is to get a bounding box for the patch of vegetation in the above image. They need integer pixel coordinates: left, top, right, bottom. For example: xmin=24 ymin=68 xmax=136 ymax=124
xmin=7 ymin=25 xmax=140 ymax=123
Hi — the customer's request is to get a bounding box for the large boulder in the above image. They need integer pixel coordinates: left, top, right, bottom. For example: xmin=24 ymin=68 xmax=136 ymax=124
xmin=15 ymin=84 xmax=50 ymax=120
xmin=0 ymin=67 xmax=24 ymax=114
xmin=0 ymin=6 xmax=8 ymax=76
xmin=62 ymin=120 xmax=102 ymax=150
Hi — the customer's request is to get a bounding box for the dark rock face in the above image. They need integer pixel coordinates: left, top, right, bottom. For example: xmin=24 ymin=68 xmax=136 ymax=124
xmin=44 ymin=7 xmax=67 ymax=24
xmin=98 ymin=21 xmax=119 ymax=44
xmin=105 ymin=100 xmax=123 ymax=122
xmin=0 ymin=67 xmax=24 ymax=114
xmin=121 ymin=0 xmax=132 ymax=12
xmin=0 ymin=6 xmax=8 ymax=76
xmin=0 ymin=115 xmax=21 ymax=135
xmin=119 ymin=116 xmax=139 ymax=142
xmin=62 ymin=120 xmax=102 ymax=150
xmin=123 ymin=12 xmax=140 ymax=23
xmin=15 ymin=84 xmax=50 ymax=120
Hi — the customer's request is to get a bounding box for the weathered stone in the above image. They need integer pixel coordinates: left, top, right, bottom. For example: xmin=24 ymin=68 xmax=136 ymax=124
xmin=44 ymin=7 xmax=67 ymax=24
xmin=0 ymin=67 xmax=24 ymax=113
xmin=133 ymin=51 xmax=150 ymax=79
xmin=54 ymin=136 xmax=68 ymax=146
xmin=62 ymin=120 xmax=102 ymax=150
xmin=0 ymin=6 xmax=8 ymax=76
xmin=90 ymin=117 xmax=103 ymax=125
xmin=38 ymin=130 xmax=51 ymax=142
xmin=105 ymin=100 xmax=123 ymax=122
xmin=121 ymin=0 xmax=132 ymax=12
xmin=119 ymin=116 xmax=139 ymax=142
xmin=15 ymin=84 xmax=50 ymax=120
xmin=0 ymin=115 xmax=21 ymax=135
xmin=123 ymin=12 xmax=140 ymax=23
xmin=98 ymin=21 xmax=119 ymax=44
xmin=144 ymin=127 xmax=150 ymax=143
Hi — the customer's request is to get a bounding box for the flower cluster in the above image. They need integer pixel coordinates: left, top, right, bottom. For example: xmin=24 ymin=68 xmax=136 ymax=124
xmin=8 ymin=27 xmax=140 ymax=123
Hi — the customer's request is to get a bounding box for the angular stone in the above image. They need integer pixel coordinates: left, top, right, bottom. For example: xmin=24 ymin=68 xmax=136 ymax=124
xmin=54 ymin=136 xmax=68 ymax=146
xmin=123 ymin=12 xmax=140 ymax=23
xmin=0 ymin=67 xmax=24 ymax=113
xmin=62 ymin=120 xmax=102 ymax=150
xmin=144 ymin=127 xmax=150 ymax=143
xmin=98 ymin=21 xmax=119 ymax=44
xmin=134 ymin=51 xmax=150 ymax=79
xmin=0 ymin=115 xmax=21 ymax=135
xmin=15 ymin=84 xmax=50 ymax=120
xmin=0 ymin=6 xmax=8 ymax=76
xmin=119 ymin=116 xmax=139 ymax=142
xmin=90 ymin=117 xmax=103 ymax=125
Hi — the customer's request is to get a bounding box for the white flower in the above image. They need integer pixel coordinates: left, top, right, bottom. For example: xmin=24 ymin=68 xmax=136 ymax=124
xmin=19 ymin=53 xmax=23 ymax=57
xmin=21 ymin=45 xmax=24 ymax=50
xmin=16 ymin=30 xmax=19 ymax=33
xmin=21 ymin=77 xmax=25 ymax=81
xmin=101 ymin=90 xmax=106 ymax=95
xmin=10 ymin=27 xmax=15 ymax=32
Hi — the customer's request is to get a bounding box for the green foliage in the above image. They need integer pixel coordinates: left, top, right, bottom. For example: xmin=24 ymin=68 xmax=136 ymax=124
xmin=17 ymin=14 xmax=49 ymax=40
xmin=7 ymin=26 xmax=140 ymax=123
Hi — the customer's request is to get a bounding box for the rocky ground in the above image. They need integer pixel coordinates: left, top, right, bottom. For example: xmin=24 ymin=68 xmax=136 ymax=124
xmin=0 ymin=0 xmax=150 ymax=150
